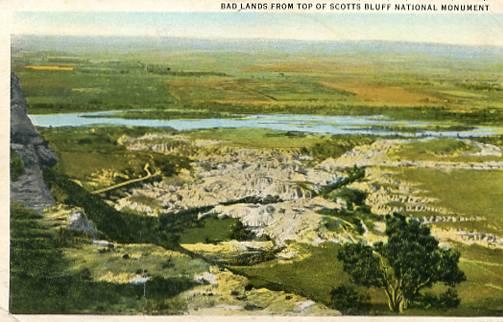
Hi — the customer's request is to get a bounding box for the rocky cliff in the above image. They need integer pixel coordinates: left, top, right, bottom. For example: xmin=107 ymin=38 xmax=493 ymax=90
xmin=10 ymin=73 xmax=57 ymax=211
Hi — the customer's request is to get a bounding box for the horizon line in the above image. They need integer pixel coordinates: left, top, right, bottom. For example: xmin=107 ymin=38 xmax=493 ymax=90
xmin=12 ymin=33 xmax=503 ymax=49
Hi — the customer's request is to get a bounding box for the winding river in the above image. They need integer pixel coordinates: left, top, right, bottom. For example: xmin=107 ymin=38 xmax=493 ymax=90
xmin=29 ymin=111 xmax=497 ymax=138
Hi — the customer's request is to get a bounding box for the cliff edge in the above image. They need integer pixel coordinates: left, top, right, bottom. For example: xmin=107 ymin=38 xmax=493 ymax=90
xmin=10 ymin=73 xmax=57 ymax=211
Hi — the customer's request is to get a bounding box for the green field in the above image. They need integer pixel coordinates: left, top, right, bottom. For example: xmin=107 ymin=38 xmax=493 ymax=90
xmin=454 ymin=244 xmax=503 ymax=315
xmin=391 ymin=138 xmax=503 ymax=162
xmin=232 ymin=243 xmax=354 ymax=304
xmin=178 ymin=216 xmax=239 ymax=244
xmin=12 ymin=36 xmax=503 ymax=125
xmin=64 ymin=243 xmax=208 ymax=281
xmin=233 ymin=242 xmax=503 ymax=315
xmin=396 ymin=168 xmax=503 ymax=233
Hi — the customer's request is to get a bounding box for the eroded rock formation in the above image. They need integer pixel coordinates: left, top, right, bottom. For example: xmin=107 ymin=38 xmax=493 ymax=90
xmin=10 ymin=73 xmax=57 ymax=211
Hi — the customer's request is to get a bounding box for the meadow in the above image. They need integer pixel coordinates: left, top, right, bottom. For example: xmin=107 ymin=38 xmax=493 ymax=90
xmin=390 ymin=138 xmax=503 ymax=162
xmin=396 ymin=168 xmax=503 ymax=234
xmin=233 ymin=241 xmax=503 ymax=316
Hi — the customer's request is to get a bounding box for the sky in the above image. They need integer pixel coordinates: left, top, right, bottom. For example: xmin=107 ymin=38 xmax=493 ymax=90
xmin=13 ymin=11 xmax=503 ymax=47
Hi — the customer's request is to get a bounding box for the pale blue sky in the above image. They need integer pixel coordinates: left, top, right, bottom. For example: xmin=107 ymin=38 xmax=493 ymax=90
xmin=13 ymin=12 xmax=503 ymax=46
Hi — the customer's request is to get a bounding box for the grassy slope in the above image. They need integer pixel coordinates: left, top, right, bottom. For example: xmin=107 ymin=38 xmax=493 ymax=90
xmin=10 ymin=203 xmax=198 ymax=314
xmin=233 ymin=241 xmax=503 ymax=316
xmin=391 ymin=138 xmax=503 ymax=162
xmin=388 ymin=167 xmax=503 ymax=315
xmin=455 ymin=244 xmax=503 ymax=315
xmin=232 ymin=243 xmax=349 ymax=304
xmin=64 ymin=243 xmax=208 ymax=281
xmin=187 ymin=128 xmax=375 ymax=161
xmin=40 ymin=126 xmax=190 ymax=190
xmin=232 ymin=243 xmax=389 ymax=313
xmin=396 ymin=168 xmax=503 ymax=233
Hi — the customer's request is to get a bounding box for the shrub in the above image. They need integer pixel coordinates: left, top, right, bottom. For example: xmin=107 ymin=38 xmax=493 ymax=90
xmin=230 ymin=221 xmax=255 ymax=241
xmin=329 ymin=285 xmax=369 ymax=315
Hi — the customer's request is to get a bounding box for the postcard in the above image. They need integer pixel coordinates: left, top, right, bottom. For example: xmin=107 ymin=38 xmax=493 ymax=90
xmin=3 ymin=0 xmax=503 ymax=320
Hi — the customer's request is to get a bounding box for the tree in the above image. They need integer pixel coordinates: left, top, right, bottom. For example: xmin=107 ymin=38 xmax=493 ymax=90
xmin=337 ymin=214 xmax=465 ymax=313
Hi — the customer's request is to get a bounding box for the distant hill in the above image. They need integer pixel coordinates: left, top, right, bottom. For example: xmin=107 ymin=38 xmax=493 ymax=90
xmin=12 ymin=35 xmax=503 ymax=61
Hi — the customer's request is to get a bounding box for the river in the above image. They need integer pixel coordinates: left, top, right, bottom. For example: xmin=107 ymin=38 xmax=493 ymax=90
xmin=28 ymin=111 xmax=497 ymax=137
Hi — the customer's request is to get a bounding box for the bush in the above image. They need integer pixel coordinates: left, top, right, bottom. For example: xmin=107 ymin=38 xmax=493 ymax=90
xmin=10 ymin=149 xmax=24 ymax=181
xmin=329 ymin=285 xmax=369 ymax=314
xmin=320 ymin=165 xmax=366 ymax=195
xmin=439 ymin=288 xmax=461 ymax=308
xmin=230 ymin=221 xmax=255 ymax=241
xmin=416 ymin=288 xmax=461 ymax=310
xmin=231 ymin=252 xmax=275 ymax=266
xmin=334 ymin=188 xmax=367 ymax=207
xmin=78 ymin=268 xmax=92 ymax=281
xmin=145 ymin=276 xmax=197 ymax=299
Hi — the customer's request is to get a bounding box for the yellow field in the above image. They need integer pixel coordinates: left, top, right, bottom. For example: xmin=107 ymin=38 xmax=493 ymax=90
xmin=320 ymin=81 xmax=436 ymax=105
xmin=167 ymin=78 xmax=270 ymax=103
xmin=245 ymin=62 xmax=371 ymax=74
xmin=25 ymin=64 xmax=75 ymax=71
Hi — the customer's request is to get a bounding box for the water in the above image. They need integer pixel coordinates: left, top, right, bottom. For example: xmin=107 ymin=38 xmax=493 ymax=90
xmin=29 ymin=111 xmax=496 ymax=137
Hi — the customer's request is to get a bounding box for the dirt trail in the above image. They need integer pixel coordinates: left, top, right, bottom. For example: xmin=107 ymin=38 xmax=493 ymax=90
xmin=92 ymin=163 xmax=160 ymax=194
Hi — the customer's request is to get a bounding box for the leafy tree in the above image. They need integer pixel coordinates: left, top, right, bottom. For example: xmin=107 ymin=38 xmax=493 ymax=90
xmin=337 ymin=214 xmax=465 ymax=313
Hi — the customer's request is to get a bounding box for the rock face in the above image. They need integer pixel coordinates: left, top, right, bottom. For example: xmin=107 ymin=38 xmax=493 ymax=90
xmin=10 ymin=73 xmax=57 ymax=211
xmin=44 ymin=205 xmax=98 ymax=238
xmin=68 ymin=209 xmax=98 ymax=238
